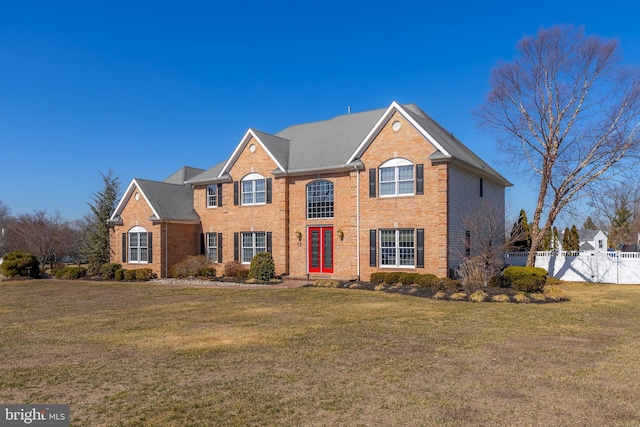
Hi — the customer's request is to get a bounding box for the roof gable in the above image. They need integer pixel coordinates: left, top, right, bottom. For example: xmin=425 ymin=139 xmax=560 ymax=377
xmin=110 ymin=178 xmax=199 ymax=223
xmin=219 ymin=129 xmax=288 ymax=176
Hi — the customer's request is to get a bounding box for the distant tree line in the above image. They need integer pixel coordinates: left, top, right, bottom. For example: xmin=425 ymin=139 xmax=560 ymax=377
xmin=0 ymin=170 xmax=120 ymax=275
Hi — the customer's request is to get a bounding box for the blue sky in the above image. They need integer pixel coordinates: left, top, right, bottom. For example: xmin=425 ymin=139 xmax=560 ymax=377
xmin=2 ymin=0 xmax=639 ymax=223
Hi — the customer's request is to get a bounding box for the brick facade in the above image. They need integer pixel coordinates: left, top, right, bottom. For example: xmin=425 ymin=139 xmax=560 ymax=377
xmin=110 ymin=103 xmax=508 ymax=281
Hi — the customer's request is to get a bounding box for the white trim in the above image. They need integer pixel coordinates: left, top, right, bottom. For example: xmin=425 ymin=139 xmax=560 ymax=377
xmin=380 ymin=157 xmax=412 ymax=167
xmin=243 ymin=172 xmax=264 ymax=181
xmin=345 ymin=101 xmax=451 ymax=165
xmin=109 ymin=179 xmax=160 ymax=221
xmin=219 ymin=129 xmax=286 ymax=177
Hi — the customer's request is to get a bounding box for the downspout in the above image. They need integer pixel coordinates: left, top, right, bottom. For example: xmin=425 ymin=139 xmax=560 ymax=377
xmin=355 ymin=165 xmax=361 ymax=281
xmin=164 ymin=223 xmax=168 ymax=278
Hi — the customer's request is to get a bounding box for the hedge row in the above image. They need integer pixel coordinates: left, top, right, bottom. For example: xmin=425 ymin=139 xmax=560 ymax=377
xmin=370 ymin=272 xmax=461 ymax=290
xmin=55 ymin=266 xmax=88 ymax=280
xmin=114 ymin=268 xmax=155 ymax=281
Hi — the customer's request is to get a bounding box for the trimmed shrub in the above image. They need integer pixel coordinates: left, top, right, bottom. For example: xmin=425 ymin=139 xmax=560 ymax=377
xmin=500 ymin=266 xmax=547 ymax=293
xmin=383 ymin=272 xmax=402 ymax=285
xmin=223 ymin=261 xmax=244 ymax=277
xmin=489 ymin=274 xmax=509 ymax=288
xmin=400 ymin=273 xmax=421 ymax=286
xmin=249 ymin=252 xmax=275 ymax=282
xmin=441 ymin=278 xmax=462 ymax=292
xmin=135 ymin=268 xmax=155 ymax=281
xmin=114 ymin=269 xmax=124 ymax=281
xmin=238 ymin=268 xmax=250 ymax=279
xmin=415 ymin=274 xmax=439 ymax=288
xmin=173 ymin=256 xmax=216 ymax=278
xmin=546 ymin=277 xmax=563 ymax=286
xmin=1 ymin=252 xmax=40 ymax=278
xmin=50 ymin=262 xmax=66 ymax=276
xmin=123 ymin=269 xmax=136 ymax=281
xmin=101 ymin=263 xmax=122 ymax=280
xmin=370 ymin=272 xmax=386 ymax=286
xmin=55 ymin=266 xmax=88 ymax=280
xmin=503 ymin=266 xmax=547 ymax=282
xmin=511 ymin=276 xmax=546 ymax=293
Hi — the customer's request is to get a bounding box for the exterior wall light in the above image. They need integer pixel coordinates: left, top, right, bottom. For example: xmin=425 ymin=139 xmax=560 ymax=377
xmin=295 ymin=229 xmax=302 ymax=241
xmin=337 ymin=228 xmax=344 ymax=241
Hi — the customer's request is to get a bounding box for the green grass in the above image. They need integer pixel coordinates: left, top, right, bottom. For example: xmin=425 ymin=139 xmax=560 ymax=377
xmin=1 ymin=280 xmax=640 ymax=426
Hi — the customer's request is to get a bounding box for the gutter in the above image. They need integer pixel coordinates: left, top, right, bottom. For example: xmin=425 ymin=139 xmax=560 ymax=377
xmin=271 ymin=160 xmax=365 ymax=178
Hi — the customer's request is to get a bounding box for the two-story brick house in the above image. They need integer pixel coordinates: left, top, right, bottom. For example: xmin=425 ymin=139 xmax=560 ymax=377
xmin=109 ymin=101 xmax=511 ymax=280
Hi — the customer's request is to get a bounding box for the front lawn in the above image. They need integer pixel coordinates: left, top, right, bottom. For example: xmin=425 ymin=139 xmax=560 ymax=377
xmin=1 ymin=280 xmax=639 ymax=426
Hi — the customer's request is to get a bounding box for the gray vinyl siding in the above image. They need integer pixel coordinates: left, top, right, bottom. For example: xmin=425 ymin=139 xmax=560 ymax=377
xmin=447 ymin=166 xmax=505 ymax=273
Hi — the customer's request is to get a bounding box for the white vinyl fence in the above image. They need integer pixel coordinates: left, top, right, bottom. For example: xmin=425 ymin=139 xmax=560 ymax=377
xmin=504 ymin=251 xmax=640 ymax=284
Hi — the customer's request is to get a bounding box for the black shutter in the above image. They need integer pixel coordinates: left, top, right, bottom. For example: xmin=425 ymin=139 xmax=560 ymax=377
xmin=217 ymin=183 xmax=223 ymax=207
xmin=122 ymin=233 xmax=127 ymax=263
xmin=369 ymin=229 xmax=377 ymax=266
xmin=234 ymin=181 xmax=239 ymax=206
xmin=200 ymin=233 xmax=205 ymax=255
xmin=479 ymin=178 xmax=484 ymax=197
xmin=234 ymin=232 xmax=239 ymax=262
xmin=416 ymin=228 xmax=424 ymax=268
xmin=416 ymin=164 xmax=424 ymax=195
xmin=148 ymin=233 xmax=153 ymax=263
xmin=267 ymin=232 xmax=272 ymax=253
xmin=266 ymin=178 xmax=272 ymax=204
xmin=369 ymin=168 xmax=376 ymax=197
xmin=218 ymin=233 xmax=223 ymax=263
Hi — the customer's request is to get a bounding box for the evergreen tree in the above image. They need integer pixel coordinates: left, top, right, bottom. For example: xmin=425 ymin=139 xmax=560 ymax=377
xmin=570 ymin=224 xmax=580 ymax=251
xmin=609 ymin=197 xmax=633 ymax=249
xmin=562 ymin=227 xmax=571 ymax=251
xmin=539 ymin=228 xmax=551 ymax=251
xmin=85 ymin=170 xmax=121 ymax=275
xmin=552 ymin=226 xmax=560 ymax=251
xmin=583 ymin=216 xmax=597 ymax=230
xmin=510 ymin=209 xmax=532 ymax=251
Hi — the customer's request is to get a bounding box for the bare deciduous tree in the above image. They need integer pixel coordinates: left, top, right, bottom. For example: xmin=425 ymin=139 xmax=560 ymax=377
xmin=456 ymin=202 xmax=521 ymax=288
xmin=588 ymin=177 xmax=640 ymax=246
xmin=475 ymin=25 xmax=640 ymax=266
xmin=0 ymin=201 xmax=11 ymax=256
xmin=10 ymin=210 xmax=72 ymax=267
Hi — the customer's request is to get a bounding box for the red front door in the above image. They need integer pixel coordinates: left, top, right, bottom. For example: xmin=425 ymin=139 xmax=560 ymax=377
xmin=308 ymin=227 xmax=333 ymax=274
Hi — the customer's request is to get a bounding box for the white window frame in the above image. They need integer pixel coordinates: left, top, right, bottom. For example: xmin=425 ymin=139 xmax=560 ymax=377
xmin=206 ymin=232 xmax=218 ymax=261
xmin=379 ymin=158 xmax=414 ymax=197
xmin=241 ymin=173 xmax=266 ymax=206
xmin=307 ymin=180 xmax=334 ymax=219
xmin=241 ymin=232 xmax=266 ymax=264
xmin=379 ymin=229 xmax=415 ymax=268
xmin=128 ymin=226 xmax=148 ymax=264
xmin=207 ymin=184 xmax=218 ymax=208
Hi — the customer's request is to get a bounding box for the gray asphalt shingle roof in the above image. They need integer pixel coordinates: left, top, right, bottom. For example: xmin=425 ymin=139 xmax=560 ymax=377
xmin=163 ymin=166 xmax=206 ymax=185
xmin=276 ymin=107 xmax=385 ymax=172
xmin=185 ymin=102 xmax=511 ymax=186
xmin=134 ymin=178 xmax=200 ymax=222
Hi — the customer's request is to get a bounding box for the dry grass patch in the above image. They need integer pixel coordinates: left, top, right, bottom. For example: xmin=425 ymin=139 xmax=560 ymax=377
xmin=1 ymin=281 xmax=640 ymax=426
